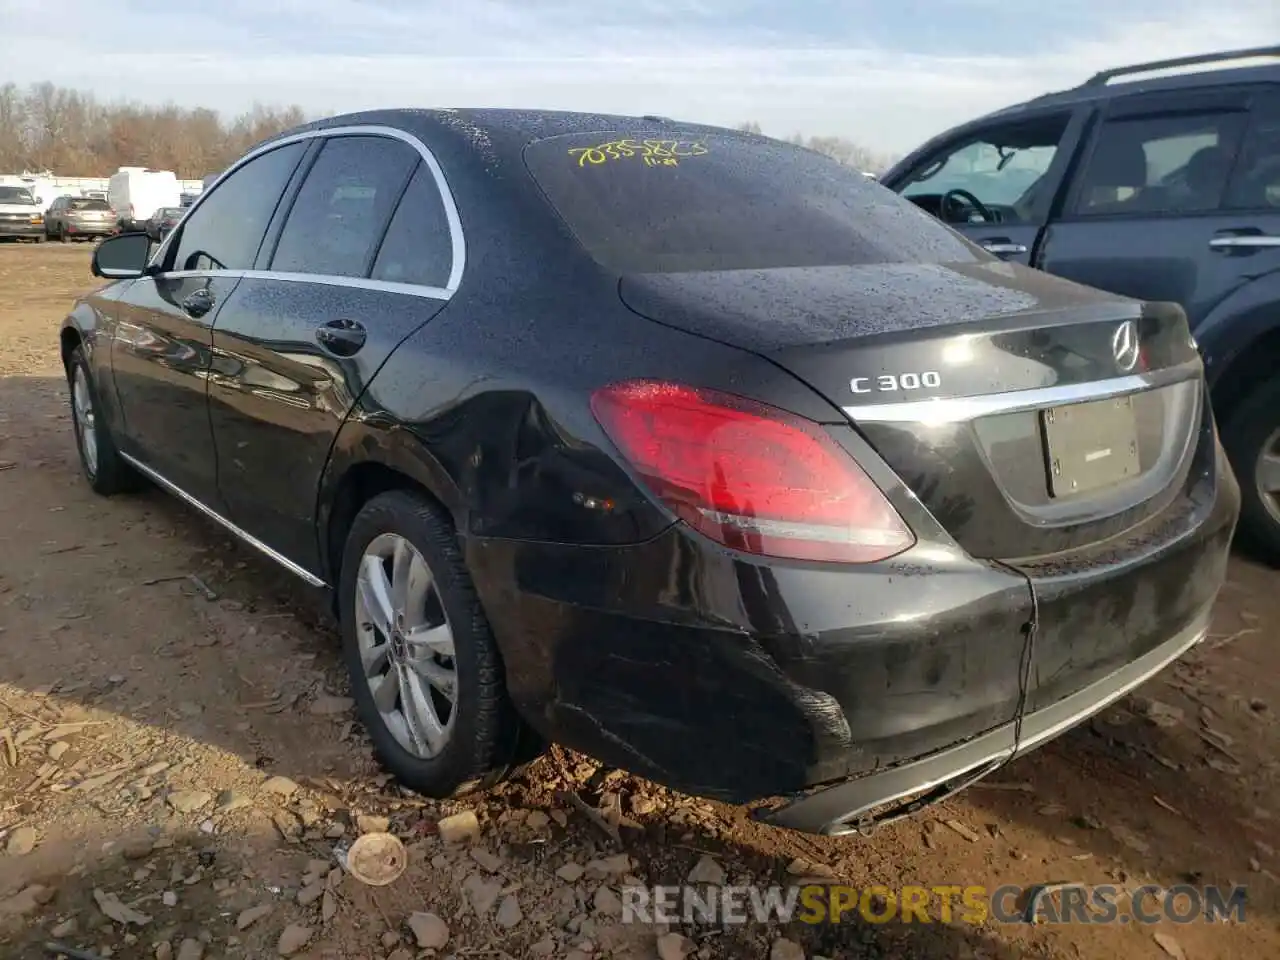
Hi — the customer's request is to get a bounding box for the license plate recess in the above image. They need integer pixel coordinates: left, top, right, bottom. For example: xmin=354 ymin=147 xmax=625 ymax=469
xmin=1041 ymin=395 xmax=1140 ymax=497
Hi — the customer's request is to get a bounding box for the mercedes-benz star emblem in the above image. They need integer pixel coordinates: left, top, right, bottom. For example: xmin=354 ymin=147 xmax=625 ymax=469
xmin=1112 ymin=320 xmax=1140 ymax=372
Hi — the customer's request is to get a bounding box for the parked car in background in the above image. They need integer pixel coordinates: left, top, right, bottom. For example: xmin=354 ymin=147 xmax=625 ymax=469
xmin=0 ymin=185 xmax=44 ymax=241
xmin=45 ymin=196 xmax=118 ymax=241
xmin=881 ymin=44 xmax=1280 ymax=562
xmin=144 ymin=206 xmax=184 ymax=242
xmin=61 ymin=109 xmax=1237 ymax=836
xmin=107 ymin=167 xmax=181 ymax=232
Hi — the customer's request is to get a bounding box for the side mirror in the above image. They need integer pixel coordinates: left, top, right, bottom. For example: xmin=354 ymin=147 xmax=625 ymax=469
xmin=92 ymin=232 xmax=153 ymax=280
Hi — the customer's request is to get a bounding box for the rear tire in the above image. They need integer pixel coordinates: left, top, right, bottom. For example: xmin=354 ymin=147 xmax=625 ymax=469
xmin=67 ymin=345 xmax=142 ymax=496
xmin=338 ymin=489 xmax=531 ymax=797
xmin=1223 ymin=377 xmax=1280 ymax=566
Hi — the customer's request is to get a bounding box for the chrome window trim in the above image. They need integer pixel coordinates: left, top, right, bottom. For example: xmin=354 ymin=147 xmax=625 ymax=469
xmin=119 ymin=451 xmax=328 ymax=589
xmin=146 ymin=268 xmax=451 ymax=301
xmin=150 ymin=123 xmax=465 ymax=296
xmin=841 ymin=361 xmax=1201 ymax=424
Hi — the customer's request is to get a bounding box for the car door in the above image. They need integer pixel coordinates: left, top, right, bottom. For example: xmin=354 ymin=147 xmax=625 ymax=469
xmin=207 ymin=131 xmax=459 ymax=574
xmin=882 ymin=107 xmax=1090 ymax=264
xmin=108 ymin=140 xmax=308 ymax=504
xmin=1037 ymin=85 xmax=1280 ymax=370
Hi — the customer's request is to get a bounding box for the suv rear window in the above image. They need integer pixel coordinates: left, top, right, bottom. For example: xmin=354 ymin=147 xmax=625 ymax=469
xmin=523 ymin=132 xmax=979 ymax=273
xmin=69 ymin=198 xmax=110 ymax=210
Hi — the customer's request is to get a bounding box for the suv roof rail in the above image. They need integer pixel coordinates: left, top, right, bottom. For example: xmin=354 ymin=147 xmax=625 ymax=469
xmin=1083 ymin=45 xmax=1280 ymax=87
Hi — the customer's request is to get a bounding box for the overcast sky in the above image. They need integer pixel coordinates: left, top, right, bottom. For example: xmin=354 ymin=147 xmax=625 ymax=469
xmin=2 ymin=0 xmax=1276 ymax=153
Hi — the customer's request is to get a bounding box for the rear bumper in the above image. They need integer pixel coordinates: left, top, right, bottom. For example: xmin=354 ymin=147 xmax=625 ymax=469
xmin=758 ymin=605 xmax=1211 ymax=835
xmin=468 ymin=524 xmax=1035 ymax=805
xmin=62 ymin=220 xmax=117 ymax=236
xmin=466 ymin=417 xmax=1237 ymax=831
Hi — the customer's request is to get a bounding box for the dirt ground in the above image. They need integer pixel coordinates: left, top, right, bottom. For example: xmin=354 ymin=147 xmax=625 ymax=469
xmin=0 ymin=241 xmax=1275 ymax=960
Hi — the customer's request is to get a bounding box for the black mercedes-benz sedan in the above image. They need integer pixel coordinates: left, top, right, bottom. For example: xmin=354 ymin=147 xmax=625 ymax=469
xmin=60 ymin=109 xmax=1239 ymax=836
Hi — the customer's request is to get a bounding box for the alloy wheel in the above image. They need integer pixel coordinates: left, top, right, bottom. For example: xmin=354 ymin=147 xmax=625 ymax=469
xmin=1256 ymin=426 xmax=1280 ymax=527
xmin=354 ymin=532 xmax=457 ymax=759
xmin=72 ymin=366 xmax=98 ymax=478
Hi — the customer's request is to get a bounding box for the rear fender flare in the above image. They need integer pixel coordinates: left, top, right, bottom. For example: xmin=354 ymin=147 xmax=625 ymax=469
xmin=314 ymin=419 xmax=465 ymax=587
xmin=1194 ymin=270 xmax=1280 ymax=425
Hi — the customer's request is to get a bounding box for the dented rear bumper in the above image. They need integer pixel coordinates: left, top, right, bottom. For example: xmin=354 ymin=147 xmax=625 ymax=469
xmin=465 ymin=418 xmax=1236 ymax=834
xmin=756 ymin=606 xmax=1210 ymax=835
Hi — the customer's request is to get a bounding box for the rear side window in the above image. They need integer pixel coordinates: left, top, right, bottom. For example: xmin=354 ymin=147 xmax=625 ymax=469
xmin=523 ymin=132 xmax=978 ymax=273
xmin=1072 ymin=111 xmax=1248 ymax=216
xmin=271 ymin=136 xmax=418 ymax=278
xmin=370 ymin=164 xmax=454 ymax=289
xmin=170 ymin=142 xmax=305 ymax=272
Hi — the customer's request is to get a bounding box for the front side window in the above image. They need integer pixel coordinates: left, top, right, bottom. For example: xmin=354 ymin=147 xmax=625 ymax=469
xmin=1072 ymin=111 xmax=1247 ymax=217
xmin=271 ymin=136 xmax=419 ymax=278
xmin=169 ymin=141 xmax=306 ymax=272
xmin=899 ymin=115 xmax=1071 ymax=225
xmin=524 ymin=132 xmax=979 ymax=274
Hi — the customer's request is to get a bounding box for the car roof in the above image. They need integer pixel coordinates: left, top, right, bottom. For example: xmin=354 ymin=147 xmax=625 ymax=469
xmin=238 ymin=108 xmax=777 ymax=284
xmin=258 ymin=107 xmax=746 ymax=174
xmin=964 ymin=48 xmax=1280 ymax=131
xmin=884 ymin=47 xmax=1280 ymax=176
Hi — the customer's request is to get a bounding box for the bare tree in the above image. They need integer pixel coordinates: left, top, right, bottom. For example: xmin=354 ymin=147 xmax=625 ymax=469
xmin=0 ymin=82 xmax=309 ymax=177
xmin=741 ymin=121 xmax=899 ymax=174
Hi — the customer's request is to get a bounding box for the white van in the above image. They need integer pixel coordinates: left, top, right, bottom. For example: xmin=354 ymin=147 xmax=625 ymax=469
xmin=108 ymin=167 xmax=181 ymax=232
xmin=0 ymin=175 xmax=56 ymax=211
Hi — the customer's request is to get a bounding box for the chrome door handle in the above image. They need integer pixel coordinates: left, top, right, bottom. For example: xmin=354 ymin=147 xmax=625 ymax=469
xmin=315 ymin=318 xmax=367 ymax=357
xmin=981 ymin=241 xmax=1028 ymax=255
xmin=1209 ymin=235 xmax=1280 ymax=250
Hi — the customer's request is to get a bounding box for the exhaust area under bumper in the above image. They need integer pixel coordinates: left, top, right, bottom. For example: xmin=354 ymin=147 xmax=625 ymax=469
xmin=755 ymin=605 xmax=1212 ymax=836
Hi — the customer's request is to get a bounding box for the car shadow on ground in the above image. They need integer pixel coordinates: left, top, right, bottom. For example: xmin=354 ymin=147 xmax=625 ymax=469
xmin=0 ymin=374 xmax=1275 ymax=957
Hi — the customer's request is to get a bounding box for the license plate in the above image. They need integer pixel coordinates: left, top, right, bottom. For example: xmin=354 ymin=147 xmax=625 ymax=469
xmin=1041 ymin=395 xmax=1140 ymax=497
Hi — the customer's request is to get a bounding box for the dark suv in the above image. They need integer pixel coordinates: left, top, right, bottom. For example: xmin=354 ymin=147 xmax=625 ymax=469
xmin=881 ymin=45 xmax=1280 ymax=561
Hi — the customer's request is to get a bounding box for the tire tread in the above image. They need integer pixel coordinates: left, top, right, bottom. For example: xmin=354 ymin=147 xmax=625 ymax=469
xmin=339 ymin=489 xmax=530 ymax=797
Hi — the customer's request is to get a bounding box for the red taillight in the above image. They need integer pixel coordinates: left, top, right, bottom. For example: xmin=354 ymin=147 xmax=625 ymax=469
xmin=590 ymin=380 xmax=914 ymax=563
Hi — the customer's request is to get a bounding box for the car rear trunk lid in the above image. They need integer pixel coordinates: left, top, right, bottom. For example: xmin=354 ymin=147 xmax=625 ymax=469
xmin=618 ymin=260 xmax=1204 ymax=563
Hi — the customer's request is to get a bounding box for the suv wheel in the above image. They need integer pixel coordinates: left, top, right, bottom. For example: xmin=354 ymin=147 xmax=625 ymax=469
xmin=67 ymin=346 xmax=142 ymax=495
xmin=338 ymin=490 xmax=529 ymax=797
xmin=1223 ymin=377 xmax=1280 ymax=565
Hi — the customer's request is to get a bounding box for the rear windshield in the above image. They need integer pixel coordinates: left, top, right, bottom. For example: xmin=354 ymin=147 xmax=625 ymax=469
xmin=69 ymin=198 xmax=110 ymax=210
xmin=523 ymin=132 xmax=980 ymax=273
